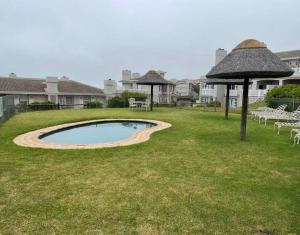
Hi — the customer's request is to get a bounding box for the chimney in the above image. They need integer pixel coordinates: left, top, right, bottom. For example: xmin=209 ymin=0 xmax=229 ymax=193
xmin=104 ymin=79 xmax=117 ymax=96
xmin=215 ymin=48 xmax=227 ymax=65
xmin=215 ymin=49 xmax=228 ymax=108
xmin=9 ymin=73 xmax=17 ymax=78
xmin=45 ymin=76 xmax=59 ymax=94
xmin=122 ymin=70 xmax=131 ymax=81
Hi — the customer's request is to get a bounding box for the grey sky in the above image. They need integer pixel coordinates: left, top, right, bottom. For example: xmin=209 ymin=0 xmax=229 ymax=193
xmin=0 ymin=0 xmax=299 ymax=88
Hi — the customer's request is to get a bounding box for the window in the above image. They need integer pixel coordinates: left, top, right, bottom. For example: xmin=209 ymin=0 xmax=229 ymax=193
xmin=83 ymin=96 xmax=90 ymax=105
xmin=230 ymin=98 xmax=237 ymax=108
xmin=19 ymin=95 xmax=28 ymax=105
xmin=66 ymin=96 xmax=73 ymax=105
xmin=161 ymin=85 xmax=167 ymax=92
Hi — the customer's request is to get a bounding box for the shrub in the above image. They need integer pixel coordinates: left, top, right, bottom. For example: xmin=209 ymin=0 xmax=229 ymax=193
xmin=27 ymin=101 xmax=58 ymax=111
xmin=30 ymin=101 xmax=55 ymax=105
xmin=107 ymin=96 xmax=126 ymax=108
xmin=107 ymin=91 xmax=147 ymax=108
xmin=266 ymin=84 xmax=300 ymax=100
xmin=157 ymin=103 xmax=176 ymax=107
xmin=206 ymin=100 xmax=221 ymax=107
xmin=85 ymin=102 xmax=103 ymax=109
xmin=265 ymin=85 xmax=300 ymax=111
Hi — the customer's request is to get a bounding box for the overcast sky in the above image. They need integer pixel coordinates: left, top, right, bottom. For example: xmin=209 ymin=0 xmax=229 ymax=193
xmin=0 ymin=0 xmax=299 ymax=88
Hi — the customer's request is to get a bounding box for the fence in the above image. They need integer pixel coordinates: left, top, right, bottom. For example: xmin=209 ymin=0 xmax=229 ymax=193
xmin=266 ymin=98 xmax=300 ymax=112
xmin=0 ymin=95 xmax=15 ymax=124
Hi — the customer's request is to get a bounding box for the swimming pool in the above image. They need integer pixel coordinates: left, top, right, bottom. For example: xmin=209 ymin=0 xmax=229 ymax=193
xmin=40 ymin=121 xmax=155 ymax=144
xmin=13 ymin=119 xmax=172 ymax=149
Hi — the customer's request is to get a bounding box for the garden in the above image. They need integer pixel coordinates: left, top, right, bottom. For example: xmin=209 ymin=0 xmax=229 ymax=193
xmin=0 ymin=107 xmax=299 ymax=234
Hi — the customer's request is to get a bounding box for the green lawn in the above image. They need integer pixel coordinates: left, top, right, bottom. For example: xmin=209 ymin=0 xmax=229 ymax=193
xmin=0 ymin=108 xmax=299 ymax=234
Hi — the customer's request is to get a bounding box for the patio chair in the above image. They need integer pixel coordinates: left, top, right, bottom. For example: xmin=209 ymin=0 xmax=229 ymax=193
xmin=274 ymin=118 xmax=300 ymax=134
xmin=258 ymin=104 xmax=289 ymax=125
xmin=290 ymin=128 xmax=300 ymax=139
xmin=250 ymin=107 xmax=273 ymax=120
xmin=128 ymin=98 xmax=137 ymax=111
xmin=251 ymin=105 xmax=287 ymax=121
xmin=294 ymin=133 xmax=300 ymax=145
xmin=141 ymin=99 xmax=150 ymax=112
xmin=293 ymin=105 xmax=300 ymax=113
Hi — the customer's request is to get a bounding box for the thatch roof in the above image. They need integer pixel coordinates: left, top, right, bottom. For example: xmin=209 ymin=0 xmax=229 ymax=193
xmin=206 ymin=39 xmax=294 ymax=79
xmin=202 ymin=78 xmax=252 ymax=85
xmin=136 ymin=70 xmax=174 ymax=85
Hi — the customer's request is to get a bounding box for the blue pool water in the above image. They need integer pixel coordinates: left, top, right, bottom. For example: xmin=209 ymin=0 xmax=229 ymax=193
xmin=41 ymin=121 xmax=155 ymax=144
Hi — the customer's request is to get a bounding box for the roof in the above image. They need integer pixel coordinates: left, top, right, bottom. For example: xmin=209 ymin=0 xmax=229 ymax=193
xmin=206 ymin=39 xmax=294 ymax=79
xmin=136 ymin=70 xmax=174 ymax=85
xmin=0 ymin=77 xmax=104 ymax=95
xmin=233 ymin=39 xmax=266 ymax=50
xmin=275 ymin=50 xmax=300 ymax=60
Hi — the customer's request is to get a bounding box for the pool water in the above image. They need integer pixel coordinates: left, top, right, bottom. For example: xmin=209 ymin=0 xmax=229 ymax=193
xmin=41 ymin=121 xmax=155 ymax=144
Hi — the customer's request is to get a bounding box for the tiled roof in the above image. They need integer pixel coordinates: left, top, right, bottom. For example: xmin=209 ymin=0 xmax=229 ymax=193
xmin=276 ymin=50 xmax=300 ymax=59
xmin=0 ymin=77 xmax=104 ymax=95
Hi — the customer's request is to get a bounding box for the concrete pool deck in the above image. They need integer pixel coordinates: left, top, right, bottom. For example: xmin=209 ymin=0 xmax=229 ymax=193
xmin=13 ymin=119 xmax=172 ymax=149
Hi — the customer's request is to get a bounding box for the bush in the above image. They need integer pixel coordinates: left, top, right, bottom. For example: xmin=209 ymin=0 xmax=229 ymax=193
xmin=107 ymin=91 xmax=147 ymax=108
xmin=266 ymin=84 xmax=300 ymax=100
xmin=157 ymin=103 xmax=176 ymax=107
xmin=85 ymin=102 xmax=103 ymax=109
xmin=30 ymin=101 xmax=55 ymax=105
xmin=27 ymin=101 xmax=59 ymax=111
xmin=265 ymin=85 xmax=300 ymax=111
xmin=107 ymin=97 xmax=125 ymax=108
xmin=206 ymin=100 xmax=221 ymax=107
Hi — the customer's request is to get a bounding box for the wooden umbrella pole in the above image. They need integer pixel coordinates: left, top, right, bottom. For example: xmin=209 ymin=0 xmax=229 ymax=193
xmin=150 ymin=85 xmax=153 ymax=111
xmin=240 ymin=78 xmax=249 ymax=140
xmin=225 ymin=84 xmax=230 ymax=119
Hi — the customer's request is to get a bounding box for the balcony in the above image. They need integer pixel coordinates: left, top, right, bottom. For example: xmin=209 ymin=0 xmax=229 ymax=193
xmin=229 ymin=90 xmax=238 ymax=96
xmin=249 ymin=89 xmax=267 ymax=97
xmin=200 ymin=89 xmax=215 ymax=96
xmin=120 ymin=88 xmax=150 ymax=94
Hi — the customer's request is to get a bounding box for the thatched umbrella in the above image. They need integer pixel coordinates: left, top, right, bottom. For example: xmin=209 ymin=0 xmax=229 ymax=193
xmin=206 ymin=39 xmax=294 ymax=140
xmin=202 ymin=79 xmax=253 ymax=119
xmin=136 ymin=70 xmax=174 ymax=111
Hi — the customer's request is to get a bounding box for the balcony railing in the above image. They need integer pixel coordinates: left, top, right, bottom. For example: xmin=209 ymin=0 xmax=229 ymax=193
xmin=229 ymin=90 xmax=238 ymax=96
xmin=200 ymin=89 xmax=215 ymax=96
xmin=249 ymin=89 xmax=268 ymax=97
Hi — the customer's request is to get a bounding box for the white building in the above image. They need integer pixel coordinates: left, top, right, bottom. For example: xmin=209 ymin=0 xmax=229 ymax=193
xmin=104 ymin=70 xmax=176 ymax=104
xmin=170 ymin=79 xmax=199 ymax=98
xmin=199 ymin=49 xmax=300 ymax=108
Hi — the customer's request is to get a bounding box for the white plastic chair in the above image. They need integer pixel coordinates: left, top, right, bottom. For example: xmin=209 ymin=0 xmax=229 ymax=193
xmin=128 ymin=98 xmax=137 ymax=111
xmin=141 ymin=99 xmax=150 ymax=112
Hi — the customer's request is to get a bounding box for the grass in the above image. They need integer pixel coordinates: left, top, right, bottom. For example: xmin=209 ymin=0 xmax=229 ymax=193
xmin=0 ymin=108 xmax=299 ymax=234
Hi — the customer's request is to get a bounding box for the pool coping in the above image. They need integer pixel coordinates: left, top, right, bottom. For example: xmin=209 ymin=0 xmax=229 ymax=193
xmin=13 ymin=119 xmax=172 ymax=149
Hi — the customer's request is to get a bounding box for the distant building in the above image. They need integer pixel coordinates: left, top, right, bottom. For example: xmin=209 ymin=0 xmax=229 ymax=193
xmin=104 ymin=69 xmax=176 ymax=104
xmin=199 ymin=49 xmax=300 ymax=108
xmin=0 ymin=74 xmax=106 ymax=107
xmin=171 ymin=79 xmax=198 ymax=98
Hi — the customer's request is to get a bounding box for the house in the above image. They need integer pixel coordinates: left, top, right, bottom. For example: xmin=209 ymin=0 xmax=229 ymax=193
xmin=104 ymin=70 xmax=176 ymax=104
xmin=0 ymin=74 xmax=106 ymax=107
xmin=199 ymin=49 xmax=300 ymax=108
xmin=170 ymin=79 xmax=199 ymax=98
